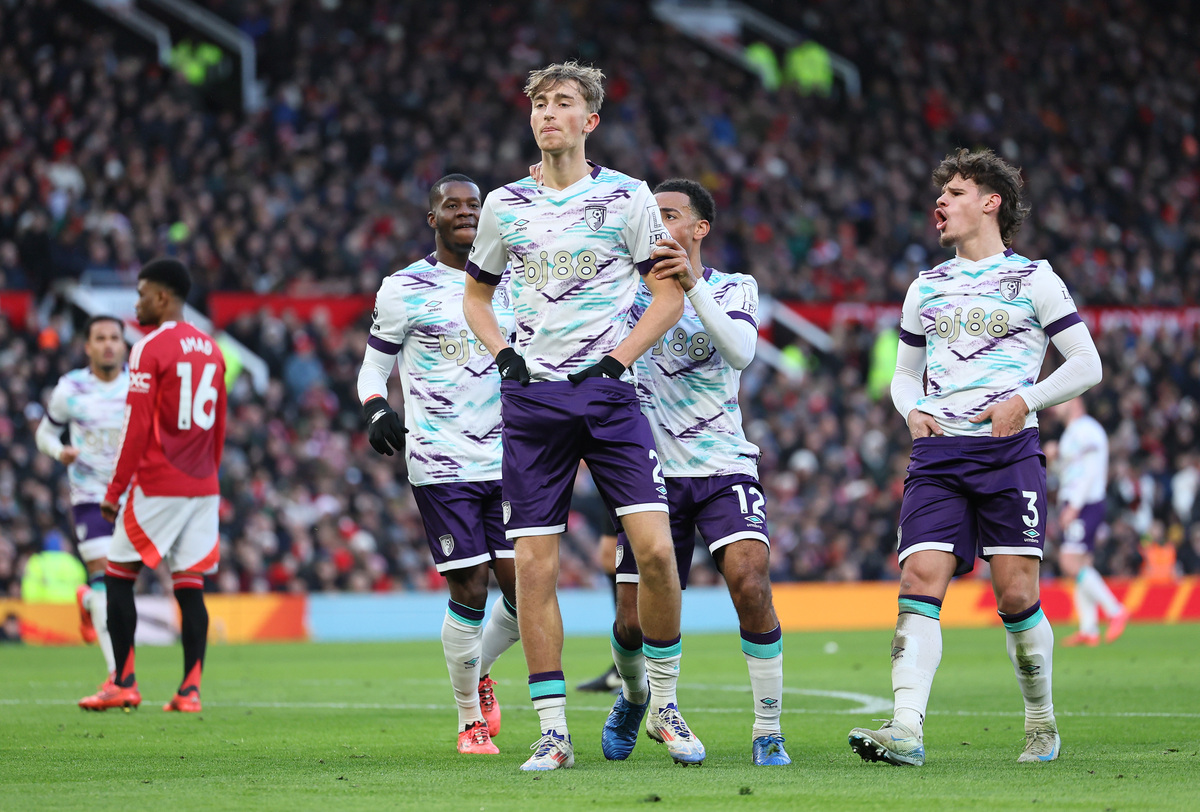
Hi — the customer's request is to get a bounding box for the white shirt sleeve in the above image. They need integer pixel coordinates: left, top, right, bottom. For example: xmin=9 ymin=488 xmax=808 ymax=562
xmin=465 ymin=195 xmax=508 ymax=285
xmin=1018 ymin=321 xmax=1102 ymax=412
xmin=624 ymin=182 xmax=670 ymax=273
xmin=687 ymin=276 xmax=758 ymax=370
xmin=1058 ymin=423 xmax=1107 ymax=509
xmin=891 ymin=281 xmax=928 ymax=419
xmin=358 ymin=277 xmax=406 ymax=404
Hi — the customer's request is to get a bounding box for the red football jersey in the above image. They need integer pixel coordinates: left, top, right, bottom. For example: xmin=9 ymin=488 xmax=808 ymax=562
xmin=106 ymin=320 xmax=227 ymax=502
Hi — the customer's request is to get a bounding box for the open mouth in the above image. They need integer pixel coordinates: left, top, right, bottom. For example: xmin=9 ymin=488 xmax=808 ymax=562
xmin=934 ymin=209 xmax=948 ymax=230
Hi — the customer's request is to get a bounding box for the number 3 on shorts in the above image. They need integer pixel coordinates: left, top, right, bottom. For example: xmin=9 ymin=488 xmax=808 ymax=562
xmin=1021 ymin=490 xmax=1039 ymax=528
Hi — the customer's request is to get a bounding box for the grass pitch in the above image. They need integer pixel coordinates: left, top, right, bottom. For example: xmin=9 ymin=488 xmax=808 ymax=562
xmin=2 ymin=623 xmax=1197 ymax=811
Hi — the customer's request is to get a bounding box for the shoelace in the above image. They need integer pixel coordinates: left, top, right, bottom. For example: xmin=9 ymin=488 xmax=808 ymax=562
xmin=660 ymin=708 xmax=694 ymax=740
xmin=479 ymin=680 xmax=496 ymax=712
xmin=468 ymin=724 xmax=490 ymax=745
xmin=1023 ymin=729 xmax=1054 ymax=750
xmin=760 ymin=734 xmax=786 ymax=752
xmin=530 ymin=733 xmax=563 ymax=756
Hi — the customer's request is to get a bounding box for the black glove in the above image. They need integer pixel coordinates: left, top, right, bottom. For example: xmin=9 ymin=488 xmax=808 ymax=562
xmin=495 ymin=347 xmax=531 ymax=384
xmin=567 ymin=354 xmax=626 ymax=383
xmin=363 ymin=397 xmax=406 ymax=456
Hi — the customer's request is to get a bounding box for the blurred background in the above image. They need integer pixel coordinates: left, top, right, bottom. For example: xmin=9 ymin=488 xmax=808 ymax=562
xmin=2 ymin=0 xmax=1198 ymax=605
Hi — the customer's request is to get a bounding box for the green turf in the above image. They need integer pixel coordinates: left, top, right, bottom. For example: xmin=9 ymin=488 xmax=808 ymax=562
xmin=2 ymin=624 xmax=1197 ymax=811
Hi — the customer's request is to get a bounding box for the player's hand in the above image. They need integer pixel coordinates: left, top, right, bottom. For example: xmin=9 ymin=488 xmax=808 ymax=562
xmin=363 ymin=397 xmax=407 ymax=456
xmin=100 ymin=500 xmax=119 ymax=523
xmin=907 ymin=410 xmax=944 ymax=439
xmin=567 ymin=355 xmax=626 ymax=383
xmin=59 ymin=446 xmax=80 ymax=465
xmin=529 ymin=162 xmax=543 ymax=186
xmin=495 ymin=347 xmax=531 ymax=385
xmin=649 ymin=237 xmax=696 ymax=291
xmin=969 ymin=395 xmax=1030 ymax=437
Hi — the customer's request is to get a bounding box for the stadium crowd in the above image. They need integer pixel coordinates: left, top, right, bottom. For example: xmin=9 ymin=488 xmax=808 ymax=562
xmin=2 ymin=0 xmax=1200 ymax=596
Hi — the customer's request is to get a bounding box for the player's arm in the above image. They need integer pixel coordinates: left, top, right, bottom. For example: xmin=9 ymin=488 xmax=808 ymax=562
xmin=465 ymin=195 xmax=529 ymax=384
xmin=213 ymin=351 xmax=228 ymax=470
xmin=358 ymin=281 xmax=408 ymax=455
xmin=892 ymin=281 xmax=942 ymax=439
xmin=610 ymin=260 xmax=684 ymax=369
xmin=102 ymin=348 xmax=157 ymax=520
xmin=971 ymin=268 xmax=1102 ymax=436
xmin=674 ymin=271 xmax=759 ymax=370
xmin=35 ymin=382 xmax=77 ymax=463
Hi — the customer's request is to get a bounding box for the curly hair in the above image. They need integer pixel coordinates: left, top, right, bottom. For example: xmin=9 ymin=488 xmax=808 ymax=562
xmin=932 ymin=148 xmax=1031 ymax=247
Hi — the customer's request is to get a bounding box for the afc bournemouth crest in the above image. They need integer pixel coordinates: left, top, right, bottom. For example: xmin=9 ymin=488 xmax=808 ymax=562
xmin=615 ymin=544 xmax=624 ymax=568
xmin=1000 ymin=277 xmax=1022 ymax=301
xmin=439 ymin=534 xmax=455 ymax=556
xmin=584 ymin=205 xmax=607 ymax=232
xmin=502 ymin=501 xmax=512 ymax=524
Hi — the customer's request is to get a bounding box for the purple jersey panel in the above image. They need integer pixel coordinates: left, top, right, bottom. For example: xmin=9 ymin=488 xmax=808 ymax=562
xmin=897 ymin=428 xmax=1047 ymax=576
xmin=500 ymin=378 xmax=668 ymax=538
xmin=411 ymin=480 xmax=511 ymax=572
xmin=616 ymin=474 xmax=769 ymax=587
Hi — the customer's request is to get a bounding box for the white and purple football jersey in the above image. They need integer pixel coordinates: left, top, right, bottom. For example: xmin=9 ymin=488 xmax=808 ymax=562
xmin=368 ymin=254 xmax=515 ymax=485
xmin=1056 ymin=414 xmax=1108 ymax=508
xmin=631 ymin=268 xmax=761 ymax=478
xmin=899 ymin=248 xmax=1082 ymax=437
xmin=465 ymin=164 xmax=669 ymax=382
xmin=45 ymin=368 xmax=129 ymax=505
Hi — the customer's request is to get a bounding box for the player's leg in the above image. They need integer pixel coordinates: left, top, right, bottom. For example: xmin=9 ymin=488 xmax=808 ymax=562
xmin=81 ymin=493 xmax=158 ymax=710
xmin=71 ymin=504 xmax=117 ymax=679
xmin=978 ymin=444 xmax=1058 ymax=762
xmin=163 ymin=494 xmax=220 ymax=713
xmin=478 ymin=481 xmax=520 ymax=737
xmin=714 ymin=540 xmax=788 ymax=765
xmin=849 ymin=464 xmax=971 ymax=767
xmin=700 ymin=475 xmax=787 ymax=764
xmin=413 ymin=482 xmax=505 ymax=752
xmin=499 ymin=381 xmax=584 ymax=771
xmin=991 ymin=555 xmax=1060 ymax=762
xmin=601 ymin=553 xmax=649 ymax=760
xmin=1059 ymin=549 xmax=1099 ymax=645
xmin=577 ymin=521 xmax=622 ymax=693
xmin=582 ymin=380 xmax=701 ymax=764
xmin=1069 ymin=505 xmax=1128 ymax=642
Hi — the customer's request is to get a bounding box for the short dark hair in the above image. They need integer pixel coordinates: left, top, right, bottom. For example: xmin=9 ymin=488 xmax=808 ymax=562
xmin=932 ymin=148 xmax=1031 ymax=247
xmin=138 ymin=257 xmax=191 ymax=301
xmin=429 ymin=174 xmax=478 ymax=210
xmin=653 ymin=178 xmax=716 ymax=225
xmin=84 ymin=315 xmax=123 ymax=341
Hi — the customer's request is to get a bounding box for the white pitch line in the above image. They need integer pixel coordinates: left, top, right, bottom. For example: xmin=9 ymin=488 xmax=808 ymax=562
xmin=3 ymin=696 xmax=1198 ymax=719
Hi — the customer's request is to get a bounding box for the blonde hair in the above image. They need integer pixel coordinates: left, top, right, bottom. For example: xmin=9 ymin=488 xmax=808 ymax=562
xmin=524 ymin=61 xmax=605 ymax=114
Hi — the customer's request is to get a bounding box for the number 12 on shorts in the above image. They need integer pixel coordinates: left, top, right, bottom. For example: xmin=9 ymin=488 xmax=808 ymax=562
xmin=732 ymin=484 xmax=765 ymax=519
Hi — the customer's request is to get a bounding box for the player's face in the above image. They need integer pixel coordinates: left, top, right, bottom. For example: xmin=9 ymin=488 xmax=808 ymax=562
xmin=530 ymin=81 xmax=598 ymax=154
xmin=429 ymin=182 xmax=481 ymax=254
xmin=134 ymin=279 xmax=165 ymax=327
xmin=85 ymin=320 xmax=127 ymax=372
xmin=934 ymin=174 xmax=998 ymax=248
xmin=655 ymin=191 xmax=708 ymax=253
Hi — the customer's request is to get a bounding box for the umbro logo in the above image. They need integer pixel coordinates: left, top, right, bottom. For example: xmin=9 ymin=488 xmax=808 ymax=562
xmin=1020 ymin=664 xmax=1040 ymax=674
xmin=465 ymin=657 xmax=479 ymax=668
xmin=760 ymin=697 xmax=778 ymax=707
xmin=425 ymin=301 xmax=442 ymax=309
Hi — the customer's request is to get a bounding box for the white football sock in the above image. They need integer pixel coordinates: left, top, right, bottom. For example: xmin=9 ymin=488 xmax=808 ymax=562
xmin=1079 ymin=566 xmax=1124 ymax=618
xmin=611 ymin=627 xmax=648 ymax=705
xmin=1074 ymin=573 xmax=1100 ymax=636
xmin=1004 ymin=609 xmax=1055 ymax=728
xmin=479 ymin=596 xmax=520 ymax=677
xmin=891 ymin=611 xmax=942 ymax=736
xmin=442 ymin=608 xmax=484 ymax=729
xmin=643 ymin=636 xmax=682 ymax=711
xmin=86 ymin=584 xmax=117 ymax=675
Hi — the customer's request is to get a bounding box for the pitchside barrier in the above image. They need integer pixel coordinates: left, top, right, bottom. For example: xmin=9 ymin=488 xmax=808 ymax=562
xmin=3 ymin=577 xmax=1196 ymax=645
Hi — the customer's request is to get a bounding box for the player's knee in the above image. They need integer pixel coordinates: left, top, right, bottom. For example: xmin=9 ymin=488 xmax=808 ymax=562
xmin=996 ymin=585 xmax=1040 ymax=615
xmin=630 ymin=544 xmax=674 ymax=584
xmin=729 ymin=572 xmax=772 ymax=617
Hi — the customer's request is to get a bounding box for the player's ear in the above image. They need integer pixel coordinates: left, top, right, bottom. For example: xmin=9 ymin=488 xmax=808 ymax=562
xmin=427 ymin=210 xmax=437 ymax=229
xmin=982 ymin=191 xmax=1002 ymax=215
xmin=582 ymin=111 xmax=600 ymax=135
xmin=694 ymin=219 xmax=711 ymax=240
